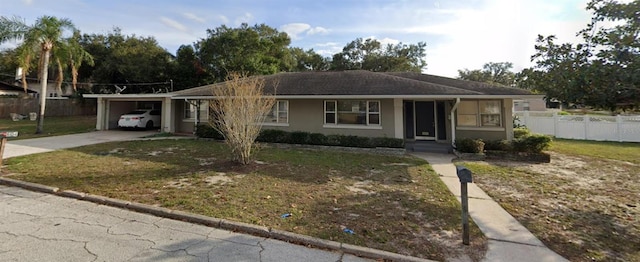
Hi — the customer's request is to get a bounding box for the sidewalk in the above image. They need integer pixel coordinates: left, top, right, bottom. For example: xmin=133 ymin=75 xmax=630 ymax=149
xmin=411 ymin=152 xmax=568 ymax=262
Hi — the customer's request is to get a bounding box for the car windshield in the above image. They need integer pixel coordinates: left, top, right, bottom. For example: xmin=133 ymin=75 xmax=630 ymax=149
xmin=126 ymin=110 xmax=147 ymax=115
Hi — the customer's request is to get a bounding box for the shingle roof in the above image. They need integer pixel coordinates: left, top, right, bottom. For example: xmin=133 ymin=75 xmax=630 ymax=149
xmin=0 ymin=81 xmax=36 ymax=93
xmin=384 ymin=72 xmax=533 ymax=95
xmin=173 ymin=70 xmax=535 ymax=98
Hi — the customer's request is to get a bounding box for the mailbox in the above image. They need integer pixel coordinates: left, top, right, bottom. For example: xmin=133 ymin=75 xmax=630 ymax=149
xmin=456 ymin=166 xmax=473 ymax=183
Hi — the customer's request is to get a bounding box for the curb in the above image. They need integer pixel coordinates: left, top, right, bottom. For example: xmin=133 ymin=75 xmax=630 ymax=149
xmin=0 ymin=177 xmax=436 ymax=262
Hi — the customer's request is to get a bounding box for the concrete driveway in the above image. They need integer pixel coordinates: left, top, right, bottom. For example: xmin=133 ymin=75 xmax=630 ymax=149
xmin=3 ymin=130 xmax=158 ymax=159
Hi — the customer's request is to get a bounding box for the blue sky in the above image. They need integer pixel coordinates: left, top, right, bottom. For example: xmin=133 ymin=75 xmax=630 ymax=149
xmin=0 ymin=0 xmax=592 ymax=77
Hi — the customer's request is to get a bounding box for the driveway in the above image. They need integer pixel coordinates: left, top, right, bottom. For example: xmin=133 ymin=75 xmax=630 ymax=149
xmin=3 ymin=130 xmax=158 ymax=159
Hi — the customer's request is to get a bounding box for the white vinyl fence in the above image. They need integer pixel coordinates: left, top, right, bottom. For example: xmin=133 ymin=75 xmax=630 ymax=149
xmin=514 ymin=111 xmax=640 ymax=142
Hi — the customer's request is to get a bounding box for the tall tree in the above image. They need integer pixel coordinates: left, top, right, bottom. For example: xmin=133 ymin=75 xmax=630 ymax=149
xmin=168 ymin=44 xmax=208 ymax=90
xmin=0 ymin=15 xmax=76 ymax=133
xmin=522 ymin=0 xmax=640 ymax=111
xmin=196 ymin=23 xmax=293 ymax=82
xmin=458 ymin=62 xmax=516 ymax=86
xmin=289 ymin=47 xmax=330 ymax=71
xmin=79 ymin=29 xmax=173 ymax=93
xmin=330 ymin=38 xmax=427 ymax=72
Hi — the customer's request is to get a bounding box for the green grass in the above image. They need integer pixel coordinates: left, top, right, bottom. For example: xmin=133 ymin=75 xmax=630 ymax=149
xmin=551 ymin=139 xmax=640 ymax=164
xmin=0 ymin=115 xmax=96 ymax=140
xmin=3 ymin=140 xmax=486 ymax=261
xmin=460 ymin=139 xmax=640 ymax=262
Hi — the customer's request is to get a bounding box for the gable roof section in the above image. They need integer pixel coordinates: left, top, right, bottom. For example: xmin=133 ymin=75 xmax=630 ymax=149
xmin=172 ymin=70 xmax=537 ymax=99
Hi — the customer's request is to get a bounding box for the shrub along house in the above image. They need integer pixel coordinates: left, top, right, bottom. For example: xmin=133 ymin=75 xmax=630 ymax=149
xmin=86 ymin=70 xmax=540 ymax=151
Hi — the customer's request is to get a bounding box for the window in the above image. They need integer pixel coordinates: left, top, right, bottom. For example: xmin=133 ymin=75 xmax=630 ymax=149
xmin=324 ymin=100 xmax=380 ymax=126
xmin=184 ymin=100 xmax=208 ymax=120
xmin=457 ymin=100 xmax=502 ymax=127
xmin=264 ymin=100 xmax=288 ymax=124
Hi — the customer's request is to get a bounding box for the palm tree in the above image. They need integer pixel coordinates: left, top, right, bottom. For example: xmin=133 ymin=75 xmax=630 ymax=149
xmin=0 ymin=15 xmax=76 ymax=134
xmin=68 ymin=30 xmax=94 ymax=91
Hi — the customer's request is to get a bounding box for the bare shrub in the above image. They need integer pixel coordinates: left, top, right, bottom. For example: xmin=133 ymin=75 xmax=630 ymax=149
xmin=208 ymin=73 xmax=276 ymax=164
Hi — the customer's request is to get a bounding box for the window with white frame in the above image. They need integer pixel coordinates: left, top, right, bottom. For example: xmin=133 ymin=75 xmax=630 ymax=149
xmin=184 ymin=100 xmax=209 ymax=120
xmin=264 ymin=100 xmax=288 ymax=124
xmin=324 ymin=100 xmax=380 ymax=126
xmin=457 ymin=100 xmax=502 ymax=127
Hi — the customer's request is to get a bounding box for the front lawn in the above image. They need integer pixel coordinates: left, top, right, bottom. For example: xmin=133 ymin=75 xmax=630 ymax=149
xmin=461 ymin=139 xmax=640 ymax=262
xmin=3 ymin=139 xmax=486 ymax=261
xmin=0 ymin=115 xmax=96 ymax=140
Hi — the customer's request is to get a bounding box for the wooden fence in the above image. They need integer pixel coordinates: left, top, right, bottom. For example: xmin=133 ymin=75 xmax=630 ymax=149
xmin=514 ymin=111 xmax=640 ymax=142
xmin=0 ymin=97 xmax=96 ymax=118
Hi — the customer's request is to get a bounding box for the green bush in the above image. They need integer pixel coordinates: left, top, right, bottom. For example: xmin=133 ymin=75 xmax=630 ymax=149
xmin=195 ymin=124 xmax=224 ymax=140
xmin=455 ymin=138 xmax=485 ymax=153
xmin=256 ymin=129 xmax=289 ymax=143
xmin=371 ymin=137 xmax=405 ymax=148
xmin=338 ymin=135 xmax=373 ymax=148
xmin=513 ymin=127 xmax=531 ymax=139
xmin=484 ymin=139 xmax=512 ymax=151
xmin=308 ymin=133 xmax=328 ymax=145
xmin=325 ymin=135 xmax=342 ymax=146
xmin=288 ymin=131 xmax=310 ymax=144
xmin=512 ymin=134 xmax=552 ymax=153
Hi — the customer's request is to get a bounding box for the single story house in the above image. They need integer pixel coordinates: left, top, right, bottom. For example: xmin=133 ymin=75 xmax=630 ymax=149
xmin=84 ymin=70 xmax=541 ymax=147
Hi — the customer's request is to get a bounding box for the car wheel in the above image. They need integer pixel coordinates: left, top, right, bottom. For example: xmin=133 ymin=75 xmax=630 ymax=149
xmin=146 ymin=121 xmax=154 ymax=130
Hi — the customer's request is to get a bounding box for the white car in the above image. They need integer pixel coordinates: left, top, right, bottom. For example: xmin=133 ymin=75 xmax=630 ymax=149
xmin=118 ymin=109 xmax=161 ymax=129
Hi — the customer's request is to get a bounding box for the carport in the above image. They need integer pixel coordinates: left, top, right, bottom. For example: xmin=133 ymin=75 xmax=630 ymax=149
xmin=83 ymin=94 xmax=176 ymax=132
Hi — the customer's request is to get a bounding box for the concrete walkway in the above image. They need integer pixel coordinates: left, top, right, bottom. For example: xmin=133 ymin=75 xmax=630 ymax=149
xmin=411 ymin=152 xmax=568 ymax=262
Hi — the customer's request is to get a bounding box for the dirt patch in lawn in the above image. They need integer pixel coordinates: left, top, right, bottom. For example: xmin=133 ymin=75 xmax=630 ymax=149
xmin=461 ymin=151 xmax=640 ymax=262
xmin=3 ymin=140 xmax=487 ymax=261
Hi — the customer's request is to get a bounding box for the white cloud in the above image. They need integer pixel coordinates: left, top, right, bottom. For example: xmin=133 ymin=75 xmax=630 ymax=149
xmin=307 ymin=26 xmax=329 ymax=36
xmin=216 ymin=15 xmax=229 ymax=24
xmin=22 ymin=0 xmax=33 ymax=5
xmin=281 ymin=23 xmax=330 ymax=40
xmin=314 ymin=42 xmax=342 ymax=56
xmin=183 ymin=12 xmax=206 ymax=23
xmin=365 ymin=36 xmax=400 ymax=46
xmin=234 ymin=12 xmax=254 ymax=26
xmin=280 ymin=23 xmax=311 ymax=39
xmin=160 ymin=17 xmax=189 ymax=32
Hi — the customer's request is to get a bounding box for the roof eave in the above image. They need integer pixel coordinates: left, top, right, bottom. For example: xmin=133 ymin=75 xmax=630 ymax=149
xmin=174 ymin=94 xmax=544 ymax=100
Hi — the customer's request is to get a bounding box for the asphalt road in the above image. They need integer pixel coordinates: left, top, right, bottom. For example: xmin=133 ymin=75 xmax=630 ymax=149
xmin=0 ymin=185 xmax=371 ymax=262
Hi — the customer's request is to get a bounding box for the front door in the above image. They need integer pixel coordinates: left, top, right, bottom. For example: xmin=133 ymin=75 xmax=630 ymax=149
xmin=415 ymin=101 xmax=435 ymax=140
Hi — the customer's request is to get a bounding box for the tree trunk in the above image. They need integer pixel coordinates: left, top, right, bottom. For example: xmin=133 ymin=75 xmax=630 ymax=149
xmin=36 ymin=49 xmax=50 ymax=134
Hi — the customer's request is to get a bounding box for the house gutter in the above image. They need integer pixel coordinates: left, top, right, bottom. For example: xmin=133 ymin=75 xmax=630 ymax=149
xmin=450 ymin=98 xmax=460 ymax=148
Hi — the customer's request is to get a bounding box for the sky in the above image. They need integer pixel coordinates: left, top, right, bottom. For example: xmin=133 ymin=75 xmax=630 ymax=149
xmin=0 ymin=0 xmax=593 ymax=77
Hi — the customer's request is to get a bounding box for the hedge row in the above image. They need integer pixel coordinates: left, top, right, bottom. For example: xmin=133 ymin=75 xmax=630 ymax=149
xmin=195 ymin=124 xmax=405 ymax=149
xmin=456 ymin=128 xmax=552 ymax=153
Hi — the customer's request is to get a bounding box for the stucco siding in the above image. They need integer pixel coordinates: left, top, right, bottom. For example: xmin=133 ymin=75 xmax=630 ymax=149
xmin=264 ymin=99 xmax=396 ymax=137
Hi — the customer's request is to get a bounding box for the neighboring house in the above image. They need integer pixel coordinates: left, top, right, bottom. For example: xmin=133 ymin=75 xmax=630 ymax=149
xmin=0 ymin=81 xmax=37 ymax=96
xmin=84 ymin=70 xmax=541 ymax=146
xmin=513 ymin=98 xmax=547 ymax=111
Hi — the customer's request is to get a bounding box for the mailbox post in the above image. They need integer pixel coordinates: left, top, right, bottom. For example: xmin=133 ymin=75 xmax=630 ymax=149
xmin=456 ymin=165 xmax=473 ymax=245
xmin=0 ymin=131 xmax=19 ymax=170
